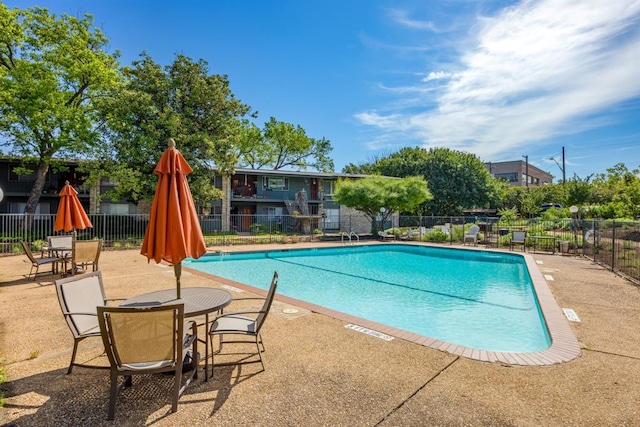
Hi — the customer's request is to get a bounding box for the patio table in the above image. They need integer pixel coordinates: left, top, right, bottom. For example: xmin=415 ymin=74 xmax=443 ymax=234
xmin=121 ymin=287 xmax=232 ymax=381
xmin=48 ymin=246 xmax=73 ymax=276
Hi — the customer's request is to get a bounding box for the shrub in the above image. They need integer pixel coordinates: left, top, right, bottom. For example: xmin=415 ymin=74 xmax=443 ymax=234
xmin=498 ymin=207 xmax=519 ymax=221
xmin=425 ymin=230 xmax=449 ymax=242
xmin=249 ymin=223 xmax=266 ymax=234
xmin=31 ymin=239 xmax=46 ymax=252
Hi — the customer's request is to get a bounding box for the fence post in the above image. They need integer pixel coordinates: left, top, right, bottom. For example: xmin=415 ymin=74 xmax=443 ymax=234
xmin=611 ymin=220 xmax=616 ymax=271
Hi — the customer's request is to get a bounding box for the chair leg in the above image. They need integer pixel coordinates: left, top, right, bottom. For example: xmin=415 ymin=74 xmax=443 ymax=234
xmin=108 ymin=371 xmax=118 ymax=421
xmin=208 ymin=333 xmax=216 ymax=378
xmin=172 ymin=365 xmax=182 ymax=413
xmin=255 ymin=334 xmax=265 ymax=371
xmin=67 ymin=339 xmax=80 ymax=374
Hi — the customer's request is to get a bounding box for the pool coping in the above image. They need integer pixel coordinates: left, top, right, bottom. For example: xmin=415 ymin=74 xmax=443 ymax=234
xmin=185 ymin=243 xmax=581 ymax=366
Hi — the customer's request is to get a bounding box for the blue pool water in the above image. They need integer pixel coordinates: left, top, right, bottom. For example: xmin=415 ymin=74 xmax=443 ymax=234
xmin=186 ymin=244 xmax=551 ymax=352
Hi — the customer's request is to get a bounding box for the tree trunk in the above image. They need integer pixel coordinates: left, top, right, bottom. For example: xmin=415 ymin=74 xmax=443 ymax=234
xmin=22 ymin=161 xmax=50 ymax=231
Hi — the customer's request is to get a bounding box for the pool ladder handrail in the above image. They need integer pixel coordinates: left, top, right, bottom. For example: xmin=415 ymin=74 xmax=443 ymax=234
xmin=341 ymin=231 xmax=359 ymax=245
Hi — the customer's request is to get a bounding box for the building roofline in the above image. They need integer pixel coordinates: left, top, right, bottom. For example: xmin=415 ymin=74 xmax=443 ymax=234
xmin=230 ymin=168 xmax=371 ymax=179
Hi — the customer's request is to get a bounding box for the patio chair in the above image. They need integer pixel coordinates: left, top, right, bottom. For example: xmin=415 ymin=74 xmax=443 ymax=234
xmin=209 ymin=271 xmax=279 ymax=376
xmin=71 ymin=239 xmax=102 ymax=275
xmin=399 ymin=228 xmax=418 ymax=241
xmin=377 ymin=230 xmax=395 ymax=240
xmin=55 ymin=271 xmax=124 ymax=374
xmin=464 ymin=225 xmax=480 ymax=246
xmin=46 ymin=235 xmax=73 ymax=258
xmin=20 ymin=241 xmax=62 ymax=280
xmin=98 ymin=303 xmax=198 ymax=420
xmin=510 ymin=230 xmax=527 ymax=251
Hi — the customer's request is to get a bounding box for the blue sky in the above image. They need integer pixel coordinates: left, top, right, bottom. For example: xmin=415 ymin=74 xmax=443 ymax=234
xmin=6 ymin=0 xmax=640 ymax=180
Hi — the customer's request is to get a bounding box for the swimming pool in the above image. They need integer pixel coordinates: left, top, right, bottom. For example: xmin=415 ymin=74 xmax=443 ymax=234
xmin=186 ymin=244 xmax=551 ymax=353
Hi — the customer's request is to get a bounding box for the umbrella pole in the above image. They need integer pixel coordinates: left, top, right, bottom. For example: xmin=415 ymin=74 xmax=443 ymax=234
xmin=174 ymin=263 xmax=182 ymax=299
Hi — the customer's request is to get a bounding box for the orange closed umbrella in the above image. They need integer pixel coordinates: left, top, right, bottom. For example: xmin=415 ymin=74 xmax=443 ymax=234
xmin=55 ymin=181 xmax=93 ymax=233
xmin=141 ymin=138 xmax=207 ymax=299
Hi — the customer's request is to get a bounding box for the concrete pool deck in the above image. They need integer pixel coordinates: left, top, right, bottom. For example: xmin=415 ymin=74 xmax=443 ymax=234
xmin=1 ymin=242 xmax=640 ymax=426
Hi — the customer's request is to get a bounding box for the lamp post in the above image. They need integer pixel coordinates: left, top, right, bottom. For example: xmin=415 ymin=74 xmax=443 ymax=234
xmin=570 ymin=205 xmax=579 ymax=252
xmin=522 ymin=155 xmax=529 ymax=188
xmin=549 ymin=157 xmax=565 ymax=184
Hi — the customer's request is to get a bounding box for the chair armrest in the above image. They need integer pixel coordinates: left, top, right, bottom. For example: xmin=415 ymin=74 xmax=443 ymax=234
xmin=214 ymin=310 xmax=263 ymax=321
xmin=231 ymin=296 xmax=265 ymax=302
xmin=61 ymin=310 xmax=97 ymax=317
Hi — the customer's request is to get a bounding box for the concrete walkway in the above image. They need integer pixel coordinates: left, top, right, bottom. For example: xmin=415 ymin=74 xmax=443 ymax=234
xmin=1 ymin=243 xmax=639 ymax=426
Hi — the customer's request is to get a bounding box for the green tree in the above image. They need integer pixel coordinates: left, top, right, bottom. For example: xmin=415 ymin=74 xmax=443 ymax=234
xmin=237 ymin=117 xmax=334 ymax=172
xmin=591 ymin=163 xmax=640 ymax=219
xmin=352 ymin=147 xmax=499 ymax=215
xmin=0 ymin=5 xmax=120 ymax=216
xmin=93 ymin=53 xmax=252 ymax=205
xmin=565 ymin=174 xmax=594 ymax=208
xmin=333 ymin=176 xmax=431 ymax=232
xmin=518 ymin=187 xmax=545 ymax=218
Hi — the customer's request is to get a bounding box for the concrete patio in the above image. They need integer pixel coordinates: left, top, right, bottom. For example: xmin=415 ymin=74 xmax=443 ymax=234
xmin=1 ymin=242 xmax=639 ymax=426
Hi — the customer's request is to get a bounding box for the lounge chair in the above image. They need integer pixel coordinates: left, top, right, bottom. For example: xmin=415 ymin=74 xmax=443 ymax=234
xmin=71 ymin=239 xmax=102 ymax=275
xmin=377 ymin=230 xmax=395 ymax=240
xmin=399 ymin=228 xmax=419 ymax=241
xmin=209 ymin=271 xmax=279 ymax=375
xmin=55 ymin=271 xmax=124 ymax=374
xmin=98 ymin=303 xmax=198 ymax=420
xmin=20 ymin=241 xmax=62 ymax=280
xmin=510 ymin=230 xmax=527 ymax=251
xmin=464 ymin=225 xmax=480 ymax=246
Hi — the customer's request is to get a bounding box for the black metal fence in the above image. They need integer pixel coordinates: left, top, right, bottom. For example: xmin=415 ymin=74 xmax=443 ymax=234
xmin=2 ymin=213 xmax=638 ymax=284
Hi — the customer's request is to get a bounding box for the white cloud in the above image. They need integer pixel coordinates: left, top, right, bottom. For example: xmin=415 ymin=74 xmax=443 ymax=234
xmin=388 ymin=8 xmax=440 ymax=32
xmin=422 ymin=71 xmax=452 ymax=82
xmin=356 ymin=0 xmax=640 ymax=161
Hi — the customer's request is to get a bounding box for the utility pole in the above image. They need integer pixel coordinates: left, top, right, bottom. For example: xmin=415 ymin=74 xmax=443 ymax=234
xmin=562 ymin=146 xmax=566 ymax=185
xmin=522 ymin=155 xmax=529 ymax=188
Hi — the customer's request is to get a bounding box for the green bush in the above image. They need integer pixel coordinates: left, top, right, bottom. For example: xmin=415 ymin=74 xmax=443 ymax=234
xmin=249 ymin=223 xmax=266 ymax=234
xmin=498 ymin=207 xmax=519 ymax=221
xmin=425 ymin=230 xmax=449 ymax=242
xmin=31 ymin=239 xmax=46 ymax=252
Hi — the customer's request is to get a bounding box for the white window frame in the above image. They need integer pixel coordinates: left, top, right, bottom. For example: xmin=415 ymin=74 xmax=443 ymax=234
xmin=262 ymin=176 xmax=289 ymax=191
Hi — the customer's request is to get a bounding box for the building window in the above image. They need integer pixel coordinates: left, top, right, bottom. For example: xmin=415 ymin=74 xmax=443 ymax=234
xmin=266 ymin=207 xmax=283 ymax=218
xmin=101 ymin=203 xmax=131 ymax=214
xmin=262 ymin=176 xmax=289 ymax=191
xmin=9 ymin=202 xmax=51 ymax=218
xmin=323 ymin=180 xmax=335 ymax=199
xmin=323 ymin=208 xmax=340 ymax=230
xmin=494 ymin=173 xmax=518 ymax=183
